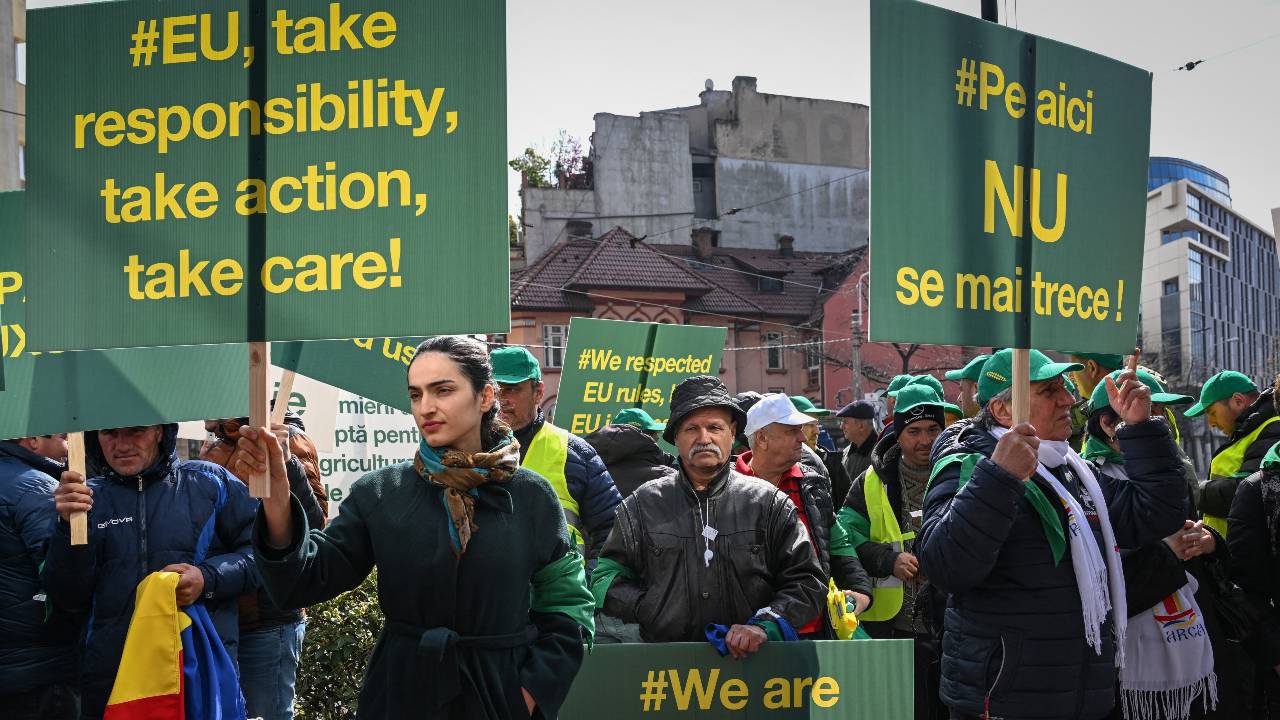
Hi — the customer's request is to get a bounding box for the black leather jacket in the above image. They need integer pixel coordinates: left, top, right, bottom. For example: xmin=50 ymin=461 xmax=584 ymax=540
xmin=600 ymin=461 xmax=826 ymax=642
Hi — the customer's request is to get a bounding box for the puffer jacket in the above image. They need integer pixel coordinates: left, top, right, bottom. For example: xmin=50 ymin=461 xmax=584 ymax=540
xmin=0 ymin=442 xmax=78 ymax=693
xmin=515 ymin=411 xmax=622 ymax=562
xmin=599 ymin=461 xmax=825 ymax=642
xmin=733 ymin=452 xmax=873 ymax=605
xmin=917 ymin=417 xmax=1186 ymax=719
xmin=583 ymin=424 xmax=675 ymax=499
xmin=43 ymin=424 xmax=260 ymax=720
xmin=1203 ymin=387 xmax=1280 ymax=521
xmin=1228 ymin=445 xmax=1280 ymax=666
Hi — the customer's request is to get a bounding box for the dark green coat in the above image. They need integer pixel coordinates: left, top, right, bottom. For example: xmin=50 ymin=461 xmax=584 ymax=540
xmin=254 ymin=463 xmax=587 ymax=719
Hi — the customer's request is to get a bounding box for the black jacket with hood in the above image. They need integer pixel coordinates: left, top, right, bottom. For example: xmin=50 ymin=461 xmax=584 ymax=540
xmin=0 ymin=441 xmax=79 ymax=693
xmin=583 ymin=424 xmax=675 ymax=499
xmin=42 ymin=424 xmax=259 ymax=720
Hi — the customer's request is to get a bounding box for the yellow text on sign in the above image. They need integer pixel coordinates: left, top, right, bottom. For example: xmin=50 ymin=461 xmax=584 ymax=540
xmin=121 ymin=238 xmax=403 ymax=300
xmin=638 ymin=668 xmax=839 ymax=712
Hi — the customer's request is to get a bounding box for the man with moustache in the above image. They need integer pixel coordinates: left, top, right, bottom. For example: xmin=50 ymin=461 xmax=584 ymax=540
xmin=593 ymin=376 xmax=825 ymax=658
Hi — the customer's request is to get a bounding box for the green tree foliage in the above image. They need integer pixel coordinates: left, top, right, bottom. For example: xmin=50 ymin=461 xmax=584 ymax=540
xmin=295 ymin=572 xmax=382 ymax=718
xmin=509 ymin=147 xmax=553 ymax=188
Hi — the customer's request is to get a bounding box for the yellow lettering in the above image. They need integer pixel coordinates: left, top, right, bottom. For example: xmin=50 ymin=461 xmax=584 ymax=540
xmin=163 ymin=15 xmax=198 ymax=64
xmin=262 ymin=256 xmax=294 ymax=293
xmin=720 ymin=679 xmax=748 ymax=711
xmin=920 ymin=270 xmax=944 ymax=308
xmin=956 ymin=273 xmax=992 ymax=310
xmin=812 ymin=677 xmax=840 ymax=709
xmin=984 ymin=160 xmax=1023 ymax=237
xmin=896 ymin=266 xmax=920 ymax=305
xmin=1030 ymin=169 xmax=1067 ymax=243
xmin=763 ymin=678 xmax=790 ymax=710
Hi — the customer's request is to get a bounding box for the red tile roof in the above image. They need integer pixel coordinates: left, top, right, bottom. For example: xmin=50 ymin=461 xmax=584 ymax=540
xmin=511 ymin=227 xmax=860 ymax=323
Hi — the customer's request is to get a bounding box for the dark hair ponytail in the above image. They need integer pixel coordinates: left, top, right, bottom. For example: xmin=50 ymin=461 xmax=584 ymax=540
xmin=409 ymin=336 xmax=510 ymax=450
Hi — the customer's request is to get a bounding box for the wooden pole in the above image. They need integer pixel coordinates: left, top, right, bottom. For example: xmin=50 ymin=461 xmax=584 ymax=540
xmin=1011 ymin=348 xmax=1031 ymax=426
xmin=68 ymin=432 xmax=88 ymax=545
xmin=248 ymin=342 xmax=271 ymax=497
xmin=271 ymin=370 xmax=297 ymax=426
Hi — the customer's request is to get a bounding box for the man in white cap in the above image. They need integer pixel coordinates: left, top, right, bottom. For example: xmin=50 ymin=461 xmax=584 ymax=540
xmin=737 ymin=394 xmax=873 ymax=638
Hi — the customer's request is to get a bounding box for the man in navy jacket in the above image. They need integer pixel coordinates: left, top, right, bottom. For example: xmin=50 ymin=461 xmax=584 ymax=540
xmin=45 ymin=425 xmax=259 ymax=720
xmin=917 ymin=350 xmax=1186 ymax=720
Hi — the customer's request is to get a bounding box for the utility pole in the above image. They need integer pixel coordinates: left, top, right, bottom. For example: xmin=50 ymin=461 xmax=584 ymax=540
xmin=981 ymin=0 xmax=998 ymax=22
xmin=852 ymin=271 xmax=870 ymax=399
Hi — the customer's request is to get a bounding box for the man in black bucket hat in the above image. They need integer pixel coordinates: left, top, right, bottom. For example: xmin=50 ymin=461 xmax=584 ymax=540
xmin=592 ymin=376 xmax=825 ymax=658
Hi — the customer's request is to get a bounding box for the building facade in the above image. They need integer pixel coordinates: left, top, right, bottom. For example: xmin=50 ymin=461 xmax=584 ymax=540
xmin=506 ymin=227 xmax=854 ymax=424
xmin=518 ymin=76 xmax=869 ymax=265
xmin=1141 ymin=157 xmax=1280 ymax=471
xmin=820 ymin=250 xmax=974 ymax=413
xmin=1 ymin=0 xmax=22 ymax=190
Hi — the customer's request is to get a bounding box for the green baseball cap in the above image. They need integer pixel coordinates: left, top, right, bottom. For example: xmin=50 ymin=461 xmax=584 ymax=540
xmin=892 ymin=385 xmax=947 ymax=426
xmin=893 ymin=374 xmax=944 ymax=398
xmin=1087 ymin=368 xmax=1194 ymax=416
xmin=945 ymin=355 xmax=990 ymax=382
xmin=885 ymin=374 xmax=914 ymax=395
xmin=789 ymin=395 xmax=832 ymax=417
xmin=1068 ymin=352 xmax=1126 ymax=370
xmin=612 ymin=408 xmax=665 ymax=432
xmin=1185 ymin=370 xmax=1258 ymax=418
xmin=490 ymin=346 xmax=542 ymax=385
xmin=977 ymin=349 xmax=1083 ymax=405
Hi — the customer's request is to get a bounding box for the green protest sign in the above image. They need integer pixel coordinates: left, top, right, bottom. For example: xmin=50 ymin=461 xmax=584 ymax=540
xmin=561 ymin=640 xmax=913 ymax=718
xmin=869 ymin=0 xmax=1151 ymax=354
xmin=0 ymin=193 xmax=248 ymax=438
xmin=553 ymin=318 xmax=726 ymax=438
xmin=272 ymin=337 xmax=424 ymax=413
xmin=26 ymin=0 xmax=507 ymax=351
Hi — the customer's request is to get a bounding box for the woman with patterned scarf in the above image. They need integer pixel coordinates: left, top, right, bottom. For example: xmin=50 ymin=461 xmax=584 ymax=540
xmin=235 ymin=336 xmax=594 ymax=719
xmin=1085 ymin=368 xmax=1234 ymax=720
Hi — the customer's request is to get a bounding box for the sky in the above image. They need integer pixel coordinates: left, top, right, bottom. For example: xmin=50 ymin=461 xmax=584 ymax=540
xmin=26 ymin=0 xmax=1280 ymax=229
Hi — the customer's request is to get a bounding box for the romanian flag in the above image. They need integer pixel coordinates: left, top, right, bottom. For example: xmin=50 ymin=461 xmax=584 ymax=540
xmin=104 ymin=572 xmax=245 ymax=720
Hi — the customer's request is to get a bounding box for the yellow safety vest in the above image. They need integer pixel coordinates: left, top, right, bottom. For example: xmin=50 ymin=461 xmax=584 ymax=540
xmin=524 ymin=423 xmax=586 ymax=553
xmin=858 ymin=468 xmax=916 ymax=623
xmin=1205 ymin=417 xmax=1280 ymax=537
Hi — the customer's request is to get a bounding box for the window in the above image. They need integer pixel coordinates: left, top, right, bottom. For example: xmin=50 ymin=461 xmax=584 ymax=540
xmin=768 ymin=387 xmax=786 ymax=395
xmin=806 ymin=342 xmax=822 ymax=388
xmin=692 ymin=163 xmax=717 ymax=219
xmin=1163 ymin=279 xmax=1178 ymax=296
xmin=1187 ymin=193 xmax=1205 ymax=223
xmin=1162 ymin=229 xmax=1199 ymax=245
xmin=765 ymin=332 xmax=784 ymax=370
xmin=542 ymin=325 xmax=567 ymax=369
xmin=759 ymin=276 xmax=784 ymax=293
xmin=489 ymin=333 xmax=508 ymax=347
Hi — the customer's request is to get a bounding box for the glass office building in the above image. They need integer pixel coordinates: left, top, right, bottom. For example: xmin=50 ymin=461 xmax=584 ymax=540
xmin=1142 ymin=158 xmax=1280 ymax=472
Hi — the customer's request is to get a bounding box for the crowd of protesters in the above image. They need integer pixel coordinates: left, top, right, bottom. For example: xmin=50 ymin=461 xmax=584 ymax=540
xmin=7 ymin=337 xmax=1280 ymax=719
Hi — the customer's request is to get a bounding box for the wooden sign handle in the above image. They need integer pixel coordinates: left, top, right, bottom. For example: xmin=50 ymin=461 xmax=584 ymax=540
xmin=271 ymin=370 xmax=296 ymax=426
xmin=1011 ymin=348 xmax=1031 ymax=426
xmin=68 ymin=432 xmax=88 ymax=545
xmin=248 ymin=342 xmax=271 ymax=498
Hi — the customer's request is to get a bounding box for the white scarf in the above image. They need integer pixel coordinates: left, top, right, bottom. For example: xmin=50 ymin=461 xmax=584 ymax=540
xmin=990 ymin=428 xmax=1128 ymax=667
xmin=1096 ymin=464 xmax=1217 ymax=720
